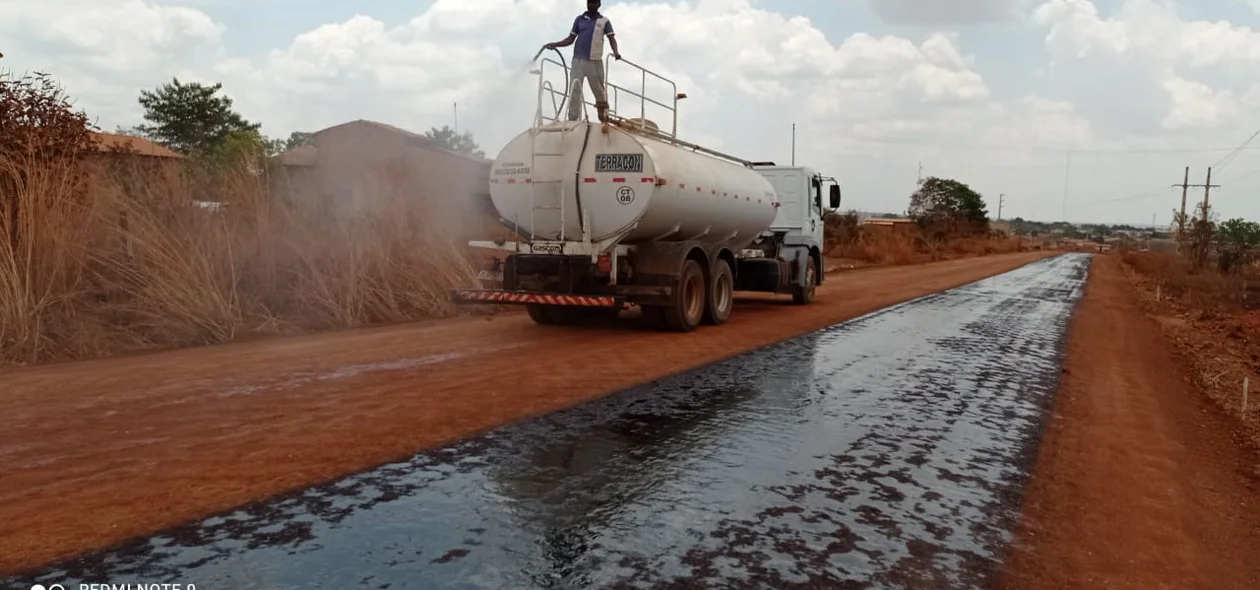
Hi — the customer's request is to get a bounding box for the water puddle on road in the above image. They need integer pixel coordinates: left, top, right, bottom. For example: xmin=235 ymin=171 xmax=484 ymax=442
xmin=12 ymin=254 xmax=1092 ymax=589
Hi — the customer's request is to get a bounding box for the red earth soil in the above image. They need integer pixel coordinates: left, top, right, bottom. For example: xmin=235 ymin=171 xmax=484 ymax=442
xmin=997 ymin=255 xmax=1260 ymax=590
xmin=0 ymin=251 xmax=1051 ymax=577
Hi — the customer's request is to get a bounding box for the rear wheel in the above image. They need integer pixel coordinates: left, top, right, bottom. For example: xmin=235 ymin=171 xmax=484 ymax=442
xmin=662 ymin=259 xmax=705 ymax=332
xmin=702 ymin=258 xmax=734 ymax=325
xmin=638 ymin=305 xmax=666 ymax=329
xmin=792 ymin=256 xmax=818 ymax=305
xmin=526 ymin=304 xmax=559 ymax=325
xmin=528 ymin=304 xmax=618 ymax=326
xmin=578 ymin=306 xmax=621 ymax=323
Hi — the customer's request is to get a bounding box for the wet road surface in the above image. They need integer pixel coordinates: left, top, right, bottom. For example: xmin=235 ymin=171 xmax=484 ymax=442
xmin=10 ymin=253 xmax=1091 ymax=589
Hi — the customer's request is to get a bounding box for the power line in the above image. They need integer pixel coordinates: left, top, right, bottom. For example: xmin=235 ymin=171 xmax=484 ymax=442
xmin=1219 ymin=164 xmax=1260 ymax=185
xmin=1076 ymin=185 xmax=1177 ymax=207
xmin=1210 ymin=128 xmax=1260 ymax=173
xmin=1111 ymin=187 xmax=1178 ymax=203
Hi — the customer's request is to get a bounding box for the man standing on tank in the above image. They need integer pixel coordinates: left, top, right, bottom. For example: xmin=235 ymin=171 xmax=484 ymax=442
xmin=543 ymin=0 xmax=621 ymax=124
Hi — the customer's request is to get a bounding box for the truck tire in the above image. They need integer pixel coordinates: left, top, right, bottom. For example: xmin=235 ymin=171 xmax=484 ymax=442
xmin=526 ymin=304 xmax=558 ymax=325
xmin=662 ymin=259 xmax=705 ymax=332
xmin=529 ymin=304 xmax=617 ymax=326
xmin=702 ymin=258 xmax=734 ymax=325
xmin=578 ymin=306 xmax=621 ymax=323
xmin=553 ymin=306 xmax=596 ymax=325
xmin=792 ymin=256 xmax=818 ymax=305
xmin=639 ymin=305 xmax=666 ymax=329
xmin=524 ymin=301 xmax=564 ymax=325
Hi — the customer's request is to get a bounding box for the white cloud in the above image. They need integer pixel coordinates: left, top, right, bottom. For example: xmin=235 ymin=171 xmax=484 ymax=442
xmin=869 ymin=0 xmax=1032 ymax=23
xmin=1 ymin=0 xmax=1259 ymax=223
xmin=204 ymin=0 xmax=1028 ymax=157
xmin=1033 ymin=0 xmax=1260 ymax=134
xmin=1161 ymin=77 xmax=1239 ymax=130
xmin=0 ymin=0 xmax=223 ymax=125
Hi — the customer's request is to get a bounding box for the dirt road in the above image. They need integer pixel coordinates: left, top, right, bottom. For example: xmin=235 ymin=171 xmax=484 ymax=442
xmin=0 ymin=251 xmax=1049 ymax=577
xmin=998 ymin=255 xmax=1260 ymax=590
xmin=9 ymin=253 xmax=1087 ymax=588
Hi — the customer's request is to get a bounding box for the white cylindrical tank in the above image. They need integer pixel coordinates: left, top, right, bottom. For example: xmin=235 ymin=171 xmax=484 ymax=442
xmin=488 ymin=121 xmax=779 ymax=251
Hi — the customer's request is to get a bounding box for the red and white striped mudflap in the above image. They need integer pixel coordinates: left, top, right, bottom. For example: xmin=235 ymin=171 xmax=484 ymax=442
xmin=453 ymin=290 xmax=618 ymax=307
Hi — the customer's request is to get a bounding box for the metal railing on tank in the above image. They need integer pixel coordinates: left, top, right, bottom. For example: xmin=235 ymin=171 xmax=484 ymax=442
xmin=529 ymin=54 xmax=753 ymax=168
xmin=531 ymin=55 xmax=680 ymax=138
xmin=603 ymin=56 xmax=679 ymax=137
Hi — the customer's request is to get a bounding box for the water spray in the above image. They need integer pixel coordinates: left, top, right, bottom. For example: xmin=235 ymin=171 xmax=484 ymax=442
xmin=525 ymin=46 xmax=571 ymax=121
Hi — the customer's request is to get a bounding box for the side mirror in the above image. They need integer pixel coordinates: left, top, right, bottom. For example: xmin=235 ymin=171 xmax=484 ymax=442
xmin=829 ymin=184 xmax=841 ymax=209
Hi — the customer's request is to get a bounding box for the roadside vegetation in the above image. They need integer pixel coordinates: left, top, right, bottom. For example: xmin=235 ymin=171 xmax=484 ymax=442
xmin=824 ymin=176 xmax=1027 ymax=267
xmin=0 ymin=70 xmax=480 ymax=365
xmin=1119 ymin=198 xmax=1260 ymax=444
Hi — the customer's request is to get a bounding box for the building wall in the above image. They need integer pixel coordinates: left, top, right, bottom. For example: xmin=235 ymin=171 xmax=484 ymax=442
xmin=862 ymin=220 xmax=916 ymax=237
xmin=276 ymin=121 xmax=509 ymax=242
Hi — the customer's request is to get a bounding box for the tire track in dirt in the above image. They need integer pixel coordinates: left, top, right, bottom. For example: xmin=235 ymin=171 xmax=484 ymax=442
xmin=0 ymin=251 xmax=1052 ymax=577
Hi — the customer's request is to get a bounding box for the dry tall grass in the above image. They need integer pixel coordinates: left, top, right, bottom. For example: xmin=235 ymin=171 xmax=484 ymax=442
xmin=1122 ymin=250 xmax=1260 ymax=313
xmin=824 ymin=211 xmax=1025 ymax=266
xmin=0 ymin=151 xmax=479 ymax=365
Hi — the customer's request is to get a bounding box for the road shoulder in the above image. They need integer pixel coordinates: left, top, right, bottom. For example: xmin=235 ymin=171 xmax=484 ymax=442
xmin=998 ymin=254 xmax=1260 ymax=590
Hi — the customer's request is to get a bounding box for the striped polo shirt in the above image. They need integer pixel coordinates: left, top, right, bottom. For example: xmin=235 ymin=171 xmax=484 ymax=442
xmin=571 ymin=11 xmax=615 ymax=61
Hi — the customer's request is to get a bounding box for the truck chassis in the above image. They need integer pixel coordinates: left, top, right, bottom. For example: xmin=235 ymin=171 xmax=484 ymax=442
xmin=451 ymin=235 xmax=822 ymax=332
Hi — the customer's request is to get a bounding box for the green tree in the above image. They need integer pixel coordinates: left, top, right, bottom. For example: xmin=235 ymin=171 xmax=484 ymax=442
xmin=136 ymin=78 xmax=259 ymax=156
xmin=113 ymin=124 xmax=147 ymax=137
xmin=282 ymin=131 xmax=313 ymax=151
xmin=1215 ymin=218 xmax=1260 ymax=273
xmin=907 ymin=176 xmax=989 ymax=237
xmin=424 ymin=125 xmax=485 ymax=158
xmin=211 ymin=127 xmax=283 ymax=164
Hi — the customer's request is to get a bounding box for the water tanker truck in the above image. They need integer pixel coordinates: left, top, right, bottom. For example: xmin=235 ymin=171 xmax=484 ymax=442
xmin=451 ymin=57 xmax=841 ymax=332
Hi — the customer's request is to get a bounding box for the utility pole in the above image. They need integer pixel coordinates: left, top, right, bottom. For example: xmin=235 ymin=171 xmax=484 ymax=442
xmin=998 ymin=193 xmax=1005 ymax=220
xmin=453 ymin=102 xmax=459 ymax=134
xmin=1062 ymin=151 xmax=1072 ymax=222
xmin=1201 ymin=166 xmax=1216 ymax=221
xmin=917 ymin=161 xmax=923 ymax=185
xmin=1172 ymin=166 xmax=1220 ymax=257
xmin=1188 ymin=167 xmax=1221 ymax=267
xmin=1171 ymin=167 xmax=1219 ymax=222
xmin=1173 ymin=166 xmax=1189 ymax=241
xmin=791 ymin=123 xmax=796 ymax=166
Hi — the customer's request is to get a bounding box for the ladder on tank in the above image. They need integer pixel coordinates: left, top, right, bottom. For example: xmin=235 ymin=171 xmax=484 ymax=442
xmin=525 ymin=54 xmax=699 ymax=246
xmin=527 ymin=128 xmax=567 ymax=243
xmin=528 ymin=55 xmax=607 ymax=244
xmin=527 ymin=59 xmax=574 ymax=244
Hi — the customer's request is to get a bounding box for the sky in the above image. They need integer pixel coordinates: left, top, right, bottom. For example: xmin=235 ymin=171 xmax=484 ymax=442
xmin=2 ymin=0 xmax=1260 ymax=225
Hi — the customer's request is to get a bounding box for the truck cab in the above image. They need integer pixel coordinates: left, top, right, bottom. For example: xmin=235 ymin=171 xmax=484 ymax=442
xmin=722 ymin=165 xmax=842 ymax=308
xmin=755 ymin=165 xmax=841 ymax=253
